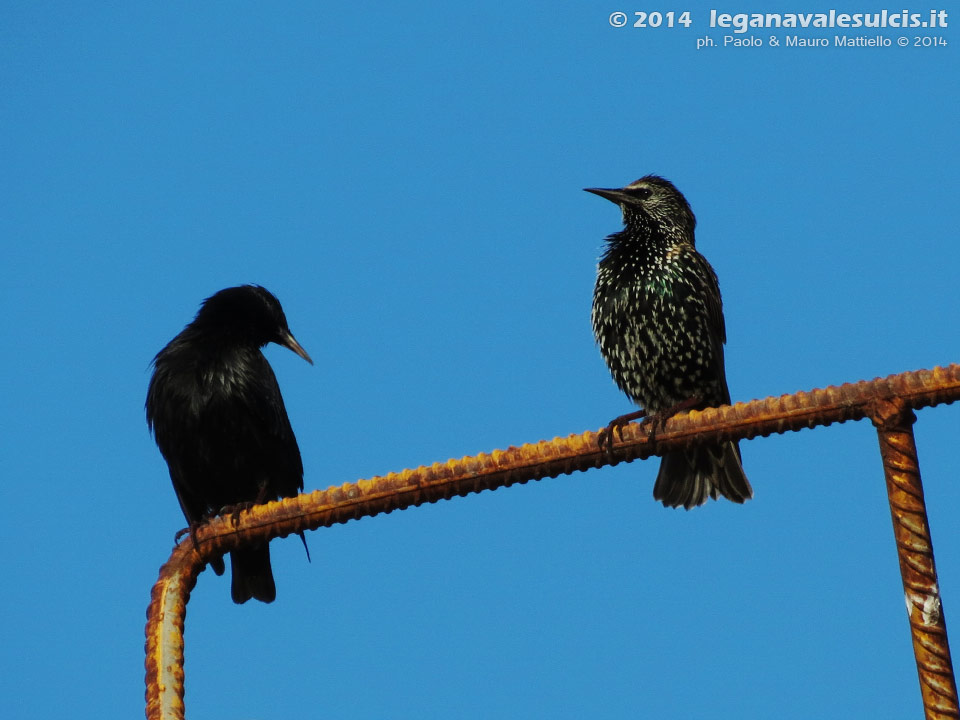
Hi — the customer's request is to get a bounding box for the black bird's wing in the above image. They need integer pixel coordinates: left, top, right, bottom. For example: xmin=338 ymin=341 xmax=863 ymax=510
xmin=235 ymin=352 xmax=305 ymax=500
xmin=147 ymin=344 xmax=304 ymax=518
xmin=215 ymin=352 xmax=304 ymax=604
xmin=687 ymin=248 xmax=731 ymax=406
xmin=191 ymin=348 xmax=304 ymax=508
xmin=146 ymin=350 xmax=210 ymax=527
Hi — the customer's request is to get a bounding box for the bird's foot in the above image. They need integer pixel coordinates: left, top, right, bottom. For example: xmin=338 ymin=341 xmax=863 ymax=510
xmin=219 ymin=501 xmax=257 ymax=528
xmin=643 ymin=397 xmax=703 ymax=443
xmin=173 ymin=522 xmax=202 ymax=552
xmin=174 ymin=526 xmax=192 ymax=544
xmin=598 ymin=398 xmax=703 ymax=458
xmin=598 ymin=409 xmax=648 ymax=460
xmin=173 ymin=521 xmax=224 ymax=573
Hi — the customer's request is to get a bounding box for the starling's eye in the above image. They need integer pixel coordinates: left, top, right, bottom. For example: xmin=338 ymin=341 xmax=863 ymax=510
xmin=631 ymin=187 xmax=652 ymax=200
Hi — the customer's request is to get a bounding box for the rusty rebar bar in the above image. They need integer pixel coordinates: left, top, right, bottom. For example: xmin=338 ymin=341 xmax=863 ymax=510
xmin=144 ymin=564 xmax=197 ymax=720
xmin=871 ymin=398 xmax=959 ymax=720
xmin=145 ymin=363 xmax=960 ymax=720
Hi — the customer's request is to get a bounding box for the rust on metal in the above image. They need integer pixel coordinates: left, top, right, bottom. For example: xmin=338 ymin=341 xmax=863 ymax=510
xmin=144 ymin=548 xmax=200 ymax=720
xmin=871 ymin=398 xmax=959 ymax=720
xmin=145 ymin=363 xmax=960 ymax=720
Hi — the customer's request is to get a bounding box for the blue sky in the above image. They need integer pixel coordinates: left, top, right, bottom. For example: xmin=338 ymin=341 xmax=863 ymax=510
xmin=2 ymin=2 xmax=957 ymax=718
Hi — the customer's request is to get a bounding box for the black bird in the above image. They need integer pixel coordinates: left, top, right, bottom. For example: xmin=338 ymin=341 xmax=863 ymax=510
xmin=146 ymin=285 xmax=312 ymax=603
xmin=587 ymin=176 xmax=752 ymax=509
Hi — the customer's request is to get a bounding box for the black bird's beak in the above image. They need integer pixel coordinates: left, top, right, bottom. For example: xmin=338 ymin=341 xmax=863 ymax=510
xmin=584 ymin=187 xmax=631 ymax=206
xmin=279 ymin=331 xmax=313 ymax=365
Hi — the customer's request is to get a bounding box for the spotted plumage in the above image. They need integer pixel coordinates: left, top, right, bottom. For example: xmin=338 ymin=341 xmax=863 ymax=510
xmin=587 ymin=176 xmax=752 ymax=509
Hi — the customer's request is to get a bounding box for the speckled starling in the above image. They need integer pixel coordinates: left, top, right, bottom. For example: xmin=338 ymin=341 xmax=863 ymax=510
xmin=587 ymin=176 xmax=752 ymax=509
xmin=146 ymin=285 xmax=312 ymax=603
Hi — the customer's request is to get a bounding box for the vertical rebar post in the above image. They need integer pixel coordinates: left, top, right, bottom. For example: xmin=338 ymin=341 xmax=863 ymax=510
xmin=144 ymin=562 xmax=198 ymax=720
xmin=872 ymin=398 xmax=959 ymax=720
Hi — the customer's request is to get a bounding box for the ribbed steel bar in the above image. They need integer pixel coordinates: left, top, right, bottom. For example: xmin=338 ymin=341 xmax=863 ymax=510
xmin=144 ymin=563 xmax=198 ymax=720
xmin=145 ymin=363 xmax=960 ymax=720
xmin=872 ymin=398 xmax=959 ymax=720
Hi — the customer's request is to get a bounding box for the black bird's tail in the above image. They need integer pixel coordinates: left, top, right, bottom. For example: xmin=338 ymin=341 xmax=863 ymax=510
xmin=653 ymin=441 xmax=752 ymax=510
xmin=230 ymin=544 xmax=277 ymax=604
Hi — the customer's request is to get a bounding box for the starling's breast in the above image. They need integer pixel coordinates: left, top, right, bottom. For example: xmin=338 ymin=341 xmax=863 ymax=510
xmin=593 ymin=246 xmax=723 ymax=412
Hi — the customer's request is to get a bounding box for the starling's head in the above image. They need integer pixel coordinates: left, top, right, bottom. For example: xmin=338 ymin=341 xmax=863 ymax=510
xmin=193 ymin=285 xmax=313 ymax=363
xmin=585 ymin=175 xmax=696 ymax=239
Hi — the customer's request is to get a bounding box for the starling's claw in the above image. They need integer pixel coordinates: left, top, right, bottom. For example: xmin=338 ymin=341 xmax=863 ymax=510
xmin=599 ymin=398 xmax=703 ymax=457
xmin=179 ymin=518 xmax=226 ymax=575
xmin=173 ymin=521 xmax=203 ymax=553
xmin=597 ymin=425 xmax=616 ymax=461
xmin=652 ymin=397 xmax=701 ymax=432
xmin=598 ymin=409 xmax=648 ymax=459
xmin=217 ymin=501 xmax=256 ymax=528
xmin=173 ymin=522 xmax=200 ymax=555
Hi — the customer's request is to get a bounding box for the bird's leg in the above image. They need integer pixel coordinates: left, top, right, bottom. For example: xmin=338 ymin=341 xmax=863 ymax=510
xmin=174 ymin=518 xmax=226 ymax=575
xmin=220 ymin=482 xmax=271 ymax=528
xmin=174 ymin=520 xmax=222 ymax=570
xmin=217 ymin=501 xmax=256 ymax=528
xmin=598 ymin=397 xmax=703 ymax=457
xmin=173 ymin=521 xmax=201 ymax=552
xmin=644 ymin=397 xmax=702 ymax=443
xmin=174 ymin=525 xmax=192 ymax=544
xmin=598 ymin=409 xmax=648 ymax=458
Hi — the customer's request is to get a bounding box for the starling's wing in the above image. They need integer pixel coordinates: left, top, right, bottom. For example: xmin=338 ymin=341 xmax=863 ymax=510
xmin=166 ymin=459 xmax=208 ymax=526
xmin=690 ymin=250 xmax=732 ymax=405
xmin=239 ymin=352 xmax=305 ymax=500
xmin=695 ymin=252 xmax=726 ymax=346
xmin=146 ymin=349 xmax=210 ymax=525
xmin=240 ymin=354 xmax=310 ymax=571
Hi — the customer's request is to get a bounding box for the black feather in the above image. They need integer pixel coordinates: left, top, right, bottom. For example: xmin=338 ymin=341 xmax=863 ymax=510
xmin=146 ymin=285 xmax=312 ymax=603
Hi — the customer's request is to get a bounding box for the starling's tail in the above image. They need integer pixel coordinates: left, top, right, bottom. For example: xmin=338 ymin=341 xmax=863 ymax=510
xmin=229 ymin=544 xmax=277 ymax=604
xmin=653 ymin=441 xmax=752 ymax=510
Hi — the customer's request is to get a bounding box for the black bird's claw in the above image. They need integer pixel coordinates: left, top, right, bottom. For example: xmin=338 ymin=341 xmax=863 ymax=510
xmin=598 ymin=409 xmax=648 ymax=460
xmin=173 ymin=522 xmax=202 ymax=554
xmin=172 ymin=522 xmax=223 ymax=575
xmin=219 ymin=501 xmax=256 ymax=528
